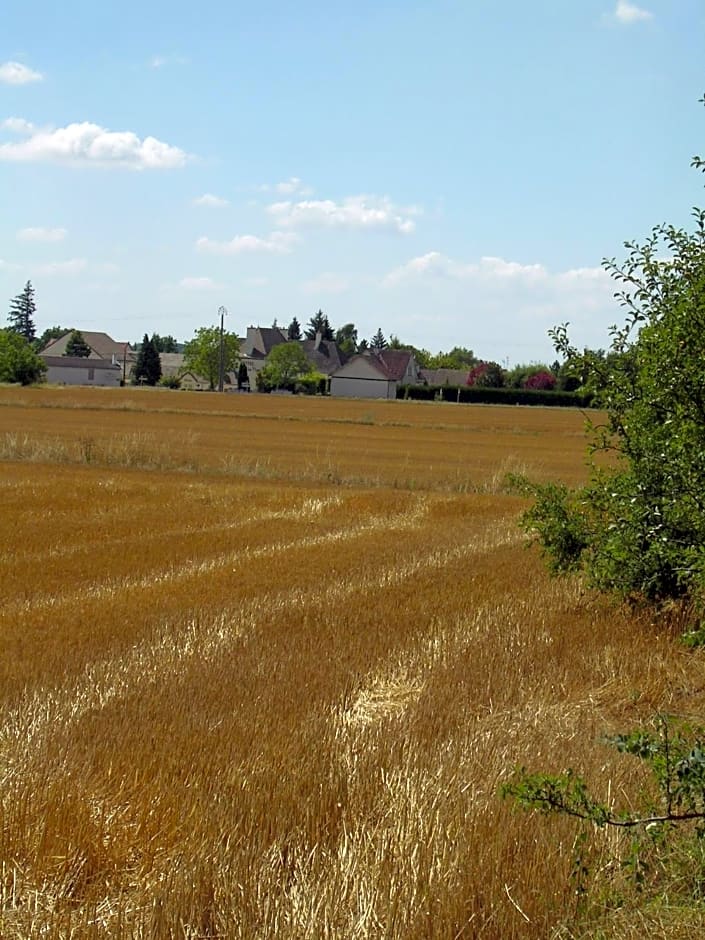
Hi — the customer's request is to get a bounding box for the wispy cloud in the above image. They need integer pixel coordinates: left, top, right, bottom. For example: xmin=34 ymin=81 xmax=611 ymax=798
xmin=384 ymin=251 xmax=608 ymax=291
xmin=36 ymin=258 xmax=88 ymax=276
xmin=0 ymin=118 xmax=189 ymax=169
xmin=612 ymin=1 xmax=653 ymax=24
xmin=196 ymin=231 xmax=299 ymax=255
xmin=301 ymin=272 xmax=351 ymax=295
xmin=192 ymin=193 xmax=229 ymax=208
xmin=0 ymin=62 xmax=43 ymax=85
xmin=380 ymin=252 xmax=615 ymax=357
xmin=178 ymin=276 xmax=222 ymax=290
xmin=2 ymin=117 xmax=34 ymax=133
xmin=17 ymin=226 xmax=67 ymax=242
xmin=257 ymin=177 xmax=313 ymax=196
xmin=268 ymin=195 xmax=417 ymax=234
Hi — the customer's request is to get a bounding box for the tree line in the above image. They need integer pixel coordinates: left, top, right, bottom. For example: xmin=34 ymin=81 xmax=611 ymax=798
xmin=2 ymin=280 xmax=613 ymax=394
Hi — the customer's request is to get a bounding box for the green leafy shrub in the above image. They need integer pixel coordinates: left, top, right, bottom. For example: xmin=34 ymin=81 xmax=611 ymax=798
xmin=159 ymin=374 xmax=181 ymax=389
xmin=294 ymin=371 xmax=328 ymax=395
xmin=0 ymin=329 xmax=46 ymax=385
xmin=518 ymin=123 xmax=705 ymax=607
xmin=502 ymin=716 xmax=705 ymax=912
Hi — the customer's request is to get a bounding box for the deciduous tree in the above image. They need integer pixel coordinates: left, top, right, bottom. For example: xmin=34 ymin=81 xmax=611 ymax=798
xmin=257 ymin=342 xmax=312 ymax=390
xmin=0 ymin=329 xmax=46 ymax=385
xmin=151 ymin=333 xmax=178 ymax=353
xmin=467 ymin=361 xmax=505 ymax=387
xmin=184 ymin=326 xmax=240 ymax=390
xmin=36 ymin=325 xmax=71 ymax=351
xmin=335 ymin=323 xmax=358 ymax=359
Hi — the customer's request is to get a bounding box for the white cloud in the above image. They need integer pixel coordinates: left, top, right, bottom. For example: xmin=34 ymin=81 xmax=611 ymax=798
xmin=378 ymin=252 xmax=617 ymax=361
xmin=275 ymin=177 xmax=312 ymax=195
xmin=36 ymin=258 xmax=88 ymax=276
xmin=384 ymin=252 xmax=579 ymax=286
xmin=0 ymin=62 xmax=43 ymax=85
xmin=179 ymin=276 xmax=222 ymax=290
xmin=257 ymin=177 xmax=313 ymax=196
xmin=196 ymin=231 xmax=299 ymax=255
xmin=613 ymin=1 xmax=653 ymax=23
xmin=1 ymin=117 xmax=35 ymax=133
xmin=301 ymin=272 xmax=351 ymax=295
xmin=267 ymin=195 xmax=417 ymax=234
xmin=17 ymin=226 xmax=67 ymax=242
xmin=192 ymin=193 xmax=229 ymax=208
xmin=0 ymin=119 xmax=189 ymax=169
xmin=384 ymin=251 xmax=610 ymax=294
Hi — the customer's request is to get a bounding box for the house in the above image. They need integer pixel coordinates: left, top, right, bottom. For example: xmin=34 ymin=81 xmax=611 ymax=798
xmin=159 ymin=352 xmax=186 ymax=380
xmin=241 ymin=326 xmax=289 ymax=358
xmin=40 ymin=331 xmax=136 ymax=383
xmin=41 ymin=356 xmax=122 ymax=387
xmin=240 ymin=326 xmax=343 ymax=389
xmin=240 ymin=326 xmax=289 ymax=387
xmin=159 ymin=355 xmax=236 ymax=390
xmin=330 ymin=349 xmax=421 ymax=399
xmin=301 ymin=332 xmax=343 ymax=377
xmin=418 ymin=368 xmax=471 ymax=387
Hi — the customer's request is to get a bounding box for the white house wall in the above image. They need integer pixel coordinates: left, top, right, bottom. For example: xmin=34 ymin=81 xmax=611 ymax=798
xmin=45 ymin=365 xmax=121 ymax=387
xmin=330 ymin=377 xmax=397 ymax=399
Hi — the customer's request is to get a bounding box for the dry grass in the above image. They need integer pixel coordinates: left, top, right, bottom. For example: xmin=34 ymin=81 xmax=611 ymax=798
xmin=1 ymin=387 xmax=704 ymax=937
xmin=0 ymin=385 xmax=590 ymax=488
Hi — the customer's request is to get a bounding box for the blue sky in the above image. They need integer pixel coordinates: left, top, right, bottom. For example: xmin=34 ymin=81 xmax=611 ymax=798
xmin=1 ymin=0 xmax=703 ymax=363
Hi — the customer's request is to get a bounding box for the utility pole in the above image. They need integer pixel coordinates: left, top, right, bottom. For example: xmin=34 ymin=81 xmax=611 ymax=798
xmin=218 ymin=305 xmax=227 ymax=393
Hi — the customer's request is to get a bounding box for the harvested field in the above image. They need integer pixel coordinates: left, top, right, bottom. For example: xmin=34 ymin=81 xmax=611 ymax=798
xmin=2 ymin=387 xmax=705 ymax=938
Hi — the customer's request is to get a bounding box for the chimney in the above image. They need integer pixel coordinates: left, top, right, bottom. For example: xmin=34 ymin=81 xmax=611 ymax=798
xmin=314 ymin=330 xmax=322 ymax=350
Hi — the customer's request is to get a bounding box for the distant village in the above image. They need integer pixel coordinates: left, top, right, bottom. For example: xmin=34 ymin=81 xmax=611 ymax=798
xmin=6 ymin=284 xmax=574 ymax=400
xmin=38 ymin=324 xmax=449 ymax=400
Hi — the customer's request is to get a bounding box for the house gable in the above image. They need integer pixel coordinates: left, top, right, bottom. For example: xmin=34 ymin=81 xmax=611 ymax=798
xmin=41 ymin=331 xmax=133 ymax=362
xmin=242 ymin=326 xmax=288 ymax=358
xmin=332 ymin=355 xmax=391 ymax=381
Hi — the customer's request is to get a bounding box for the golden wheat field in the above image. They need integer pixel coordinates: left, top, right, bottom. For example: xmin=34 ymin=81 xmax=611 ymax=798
xmin=1 ymin=385 xmax=705 ymax=939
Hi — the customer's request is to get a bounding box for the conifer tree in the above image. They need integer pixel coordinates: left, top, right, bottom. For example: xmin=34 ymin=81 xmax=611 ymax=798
xmin=7 ymin=281 xmax=37 ymax=343
xmin=133 ymin=333 xmax=162 ymax=386
xmin=370 ymin=328 xmax=387 ymax=350
xmin=305 ymin=310 xmax=334 ymax=341
xmin=65 ymin=330 xmax=91 ymax=358
xmin=287 ymin=316 xmax=302 ymax=341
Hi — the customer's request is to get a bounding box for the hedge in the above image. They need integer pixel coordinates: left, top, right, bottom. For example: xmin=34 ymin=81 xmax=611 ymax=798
xmin=398 ymin=384 xmax=594 ymax=407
